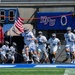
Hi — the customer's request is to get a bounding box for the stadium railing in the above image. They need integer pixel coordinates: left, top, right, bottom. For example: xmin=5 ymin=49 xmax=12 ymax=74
xmin=1 ymin=0 xmax=75 ymax=2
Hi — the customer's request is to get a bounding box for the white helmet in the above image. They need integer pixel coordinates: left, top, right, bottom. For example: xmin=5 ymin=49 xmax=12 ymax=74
xmin=67 ymin=27 xmax=71 ymax=31
xmin=38 ymin=31 xmax=43 ymax=35
xmin=73 ymin=29 xmax=75 ymax=33
xmin=52 ymin=33 xmax=56 ymax=37
xmin=12 ymin=42 xmax=17 ymax=46
xmin=24 ymin=27 xmax=29 ymax=31
xmin=5 ymin=41 xmax=9 ymax=45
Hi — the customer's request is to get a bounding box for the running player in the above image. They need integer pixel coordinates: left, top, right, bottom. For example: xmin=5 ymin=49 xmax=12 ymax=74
xmin=0 ymin=41 xmax=10 ymax=64
xmin=37 ymin=31 xmax=48 ymax=63
xmin=62 ymin=27 xmax=73 ymax=63
xmin=71 ymin=29 xmax=75 ymax=63
xmin=47 ymin=33 xmax=61 ymax=63
xmin=7 ymin=42 xmax=16 ymax=64
xmin=21 ymin=27 xmax=37 ymax=63
xmin=22 ymin=45 xmax=29 ymax=63
xmin=14 ymin=27 xmax=37 ymax=63
xmin=63 ymin=27 xmax=75 ymax=63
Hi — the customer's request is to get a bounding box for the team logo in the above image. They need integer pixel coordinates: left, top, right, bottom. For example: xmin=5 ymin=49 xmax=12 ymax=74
xmin=40 ymin=16 xmax=56 ymax=26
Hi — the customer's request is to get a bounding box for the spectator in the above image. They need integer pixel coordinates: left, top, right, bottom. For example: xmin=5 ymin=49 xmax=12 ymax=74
xmin=0 ymin=25 xmax=4 ymax=47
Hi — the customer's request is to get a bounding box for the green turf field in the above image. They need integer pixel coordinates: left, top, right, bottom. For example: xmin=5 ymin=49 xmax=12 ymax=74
xmin=0 ymin=68 xmax=65 ymax=75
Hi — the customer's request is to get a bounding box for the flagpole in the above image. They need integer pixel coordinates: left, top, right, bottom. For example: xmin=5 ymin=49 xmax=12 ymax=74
xmin=9 ymin=8 xmax=18 ymax=45
xmin=9 ymin=29 xmax=12 ymax=45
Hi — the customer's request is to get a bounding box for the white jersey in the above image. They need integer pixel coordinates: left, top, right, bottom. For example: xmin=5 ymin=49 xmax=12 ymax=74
xmin=22 ymin=31 xmax=36 ymax=51
xmin=47 ymin=37 xmax=60 ymax=53
xmin=37 ymin=35 xmax=47 ymax=48
xmin=22 ymin=31 xmax=35 ymax=46
xmin=64 ymin=32 xmax=75 ymax=46
xmin=9 ymin=46 xmax=16 ymax=56
xmin=1 ymin=45 xmax=9 ymax=55
xmin=48 ymin=37 xmax=60 ymax=47
xmin=37 ymin=35 xmax=48 ymax=59
xmin=73 ymin=34 xmax=75 ymax=51
xmin=7 ymin=46 xmax=16 ymax=60
xmin=64 ymin=33 xmax=70 ymax=45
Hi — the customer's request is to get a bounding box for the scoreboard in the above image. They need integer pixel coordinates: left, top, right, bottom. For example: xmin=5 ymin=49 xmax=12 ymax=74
xmin=0 ymin=8 xmax=19 ymax=24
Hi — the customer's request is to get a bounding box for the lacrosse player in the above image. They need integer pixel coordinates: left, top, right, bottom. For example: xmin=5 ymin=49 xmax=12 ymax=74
xmin=7 ymin=42 xmax=16 ymax=64
xmin=47 ymin=33 xmax=60 ymax=63
xmin=37 ymin=31 xmax=48 ymax=63
xmin=21 ymin=27 xmax=37 ymax=63
xmin=22 ymin=45 xmax=29 ymax=63
xmin=0 ymin=41 xmax=10 ymax=64
xmin=71 ymin=29 xmax=75 ymax=63
xmin=63 ymin=27 xmax=75 ymax=63
xmin=62 ymin=27 xmax=73 ymax=63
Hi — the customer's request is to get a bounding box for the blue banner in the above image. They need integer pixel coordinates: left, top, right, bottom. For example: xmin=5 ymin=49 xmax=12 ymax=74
xmin=37 ymin=12 xmax=75 ymax=30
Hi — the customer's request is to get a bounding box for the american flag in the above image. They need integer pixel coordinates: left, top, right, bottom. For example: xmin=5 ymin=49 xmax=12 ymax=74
xmin=14 ymin=17 xmax=24 ymax=32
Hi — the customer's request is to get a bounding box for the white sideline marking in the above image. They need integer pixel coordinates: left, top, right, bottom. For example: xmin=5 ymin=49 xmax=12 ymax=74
xmin=35 ymin=65 xmax=57 ymax=67
xmin=64 ymin=69 xmax=69 ymax=75
xmin=0 ymin=65 xmax=16 ymax=68
xmin=64 ymin=69 xmax=75 ymax=75
xmin=35 ymin=64 xmax=75 ymax=68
